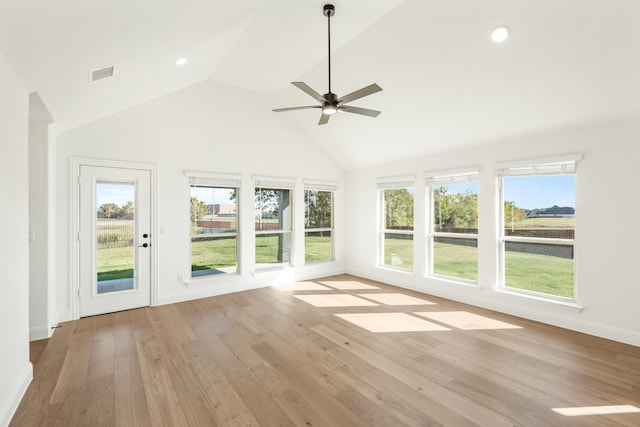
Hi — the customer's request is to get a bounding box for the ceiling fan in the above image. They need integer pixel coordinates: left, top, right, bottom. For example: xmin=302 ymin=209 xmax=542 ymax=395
xmin=273 ymin=4 xmax=382 ymax=125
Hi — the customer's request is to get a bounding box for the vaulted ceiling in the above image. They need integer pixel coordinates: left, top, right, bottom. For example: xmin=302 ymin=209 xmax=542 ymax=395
xmin=1 ymin=0 xmax=639 ymax=169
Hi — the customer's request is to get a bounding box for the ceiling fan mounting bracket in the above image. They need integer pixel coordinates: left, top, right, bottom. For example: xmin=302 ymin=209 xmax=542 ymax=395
xmin=323 ymin=4 xmax=335 ymax=18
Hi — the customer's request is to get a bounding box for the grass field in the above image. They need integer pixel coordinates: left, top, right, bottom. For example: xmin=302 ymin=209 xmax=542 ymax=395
xmin=382 ymin=237 xmax=573 ymax=297
xmin=508 ymin=217 xmax=574 ymax=229
xmin=99 ymin=234 xmax=573 ymax=298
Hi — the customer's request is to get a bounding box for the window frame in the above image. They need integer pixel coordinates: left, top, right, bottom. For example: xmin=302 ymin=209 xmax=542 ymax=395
xmin=186 ymin=172 xmax=242 ymax=279
xmin=495 ymin=154 xmax=581 ymax=303
xmin=425 ymin=168 xmax=479 ymax=284
xmin=377 ymin=175 xmax=415 ymax=272
xmin=253 ymin=176 xmax=295 ymax=270
xmin=304 ymin=181 xmax=337 ymax=264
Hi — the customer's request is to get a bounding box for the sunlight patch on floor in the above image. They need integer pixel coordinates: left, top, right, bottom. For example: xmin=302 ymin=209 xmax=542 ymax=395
xmin=319 ymin=280 xmax=381 ymax=290
xmin=552 ymin=405 xmax=640 ymax=416
xmin=414 ymin=311 xmax=522 ymax=330
xmin=335 ymin=313 xmax=451 ymax=333
xmin=273 ymin=282 xmax=332 ymax=291
xmin=358 ymin=293 xmax=436 ymax=306
xmin=293 ymin=294 xmax=380 ymax=307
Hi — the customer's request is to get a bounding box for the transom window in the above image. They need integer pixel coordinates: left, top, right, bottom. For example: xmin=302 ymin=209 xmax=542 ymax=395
xmin=188 ymin=174 xmax=241 ymax=277
xmin=426 ymin=169 xmax=479 ymax=282
xmin=496 ymin=155 xmax=580 ymax=301
xmin=304 ymin=181 xmax=336 ymax=263
xmin=377 ymin=176 xmax=414 ymax=271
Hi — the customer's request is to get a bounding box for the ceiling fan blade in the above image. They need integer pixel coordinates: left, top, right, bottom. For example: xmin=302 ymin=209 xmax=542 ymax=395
xmin=273 ymin=106 xmax=321 ymax=112
xmin=292 ymin=82 xmax=325 ymax=103
xmin=318 ymin=113 xmax=331 ymax=125
xmin=338 ymin=83 xmax=382 ymax=104
xmin=340 ymin=105 xmax=381 ymax=118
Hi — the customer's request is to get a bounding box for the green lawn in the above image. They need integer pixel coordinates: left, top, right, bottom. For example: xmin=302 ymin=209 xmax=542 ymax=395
xmin=504 ymin=249 xmax=574 ymax=298
xmin=97 ymin=246 xmax=134 ymax=282
xmin=100 ymin=235 xmax=573 ymax=298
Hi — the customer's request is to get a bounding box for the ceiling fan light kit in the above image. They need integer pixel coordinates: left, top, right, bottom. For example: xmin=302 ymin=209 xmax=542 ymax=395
xmin=273 ymin=3 xmax=382 ymax=125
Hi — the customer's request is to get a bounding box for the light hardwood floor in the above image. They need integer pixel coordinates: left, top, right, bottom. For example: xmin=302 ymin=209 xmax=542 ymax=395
xmin=11 ymin=275 xmax=640 ymax=426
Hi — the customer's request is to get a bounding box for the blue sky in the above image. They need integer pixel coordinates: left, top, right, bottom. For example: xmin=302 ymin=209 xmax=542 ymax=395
xmin=191 ymin=187 xmax=235 ymax=204
xmin=438 ymin=175 xmax=574 ymax=210
xmin=504 ymin=175 xmax=575 ymax=210
xmin=96 ymin=182 xmax=135 ymax=208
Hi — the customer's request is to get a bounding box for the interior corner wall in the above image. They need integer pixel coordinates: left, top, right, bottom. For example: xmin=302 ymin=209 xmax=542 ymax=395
xmin=0 ymin=52 xmax=32 ymax=426
xmin=345 ymin=117 xmax=640 ymax=346
xmin=29 ymin=116 xmax=56 ymax=340
xmin=55 ymin=80 xmax=346 ymax=321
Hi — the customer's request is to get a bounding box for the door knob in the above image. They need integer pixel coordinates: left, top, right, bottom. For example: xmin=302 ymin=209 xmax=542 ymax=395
xmin=138 ymin=243 xmax=149 ymax=248
xmin=142 ymin=233 xmax=149 ymax=238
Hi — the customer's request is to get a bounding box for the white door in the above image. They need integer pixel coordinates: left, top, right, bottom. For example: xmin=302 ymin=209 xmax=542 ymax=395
xmin=79 ymin=165 xmax=151 ymax=317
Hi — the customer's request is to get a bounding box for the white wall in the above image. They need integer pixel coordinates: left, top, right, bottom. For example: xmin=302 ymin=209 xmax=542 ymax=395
xmin=56 ymin=79 xmax=346 ymax=321
xmin=28 ymin=94 xmax=57 ymax=340
xmin=346 ymin=117 xmax=640 ymax=346
xmin=0 ymin=51 xmax=31 ymax=426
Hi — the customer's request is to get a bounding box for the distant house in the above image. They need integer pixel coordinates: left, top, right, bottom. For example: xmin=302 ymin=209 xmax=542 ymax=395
xmin=526 ymin=205 xmax=574 ymax=218
xmin=207 ymin=204 xmax=236 ymax=216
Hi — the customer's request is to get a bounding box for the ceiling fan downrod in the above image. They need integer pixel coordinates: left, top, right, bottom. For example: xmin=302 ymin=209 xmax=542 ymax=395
xmin=324 ymin=4 xmax=335 ymax=95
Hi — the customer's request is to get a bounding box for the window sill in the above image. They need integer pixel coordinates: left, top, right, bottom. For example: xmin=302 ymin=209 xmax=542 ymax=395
xmin=184 ymin=272 xmax=240 ymax=288
xmin=427 ymin=274 xmax=480 ymax=289
xmin=377 ymin=265 xmax=415 ymax=276
xmin=494 ymin=287 xmax=583 ymax=312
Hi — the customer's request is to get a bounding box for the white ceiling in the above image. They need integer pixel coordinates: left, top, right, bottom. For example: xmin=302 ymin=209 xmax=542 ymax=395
xmin=1 ymin=0 xmax=639 ymax=169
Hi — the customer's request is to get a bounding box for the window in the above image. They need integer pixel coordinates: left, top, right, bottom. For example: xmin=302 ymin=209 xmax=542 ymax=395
xmin=496 ymin=155 xmax=581 ymax=300
xmin=304 ymin=181 xmax=336 ymax=263
xmin=426 ymin=169 xmax=479 ymax=282
xmin=188 ymin=174 xmax=241 ymax=277
xmin=378 ymin=176 xmax=414 ymax=271
xmin=254 ymin=177 xmax=294 ymax=269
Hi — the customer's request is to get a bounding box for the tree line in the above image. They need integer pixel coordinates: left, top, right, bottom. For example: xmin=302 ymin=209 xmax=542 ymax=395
xmin=98 ymin=201 xmax=134 ymax=219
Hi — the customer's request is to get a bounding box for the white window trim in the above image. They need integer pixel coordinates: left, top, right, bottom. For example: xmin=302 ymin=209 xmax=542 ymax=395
xmin=254 ymin=180 xmax=294 ymax=270
xmin=377 ymin=179 xmax=415 ymax=271
xmin=187 ymin=171 xmax=241 ymax=279
xmin=304 ymin=187 xmax=335 ymax=264
xmin=426 ymin=168 xmax=479 ymax=283
xmin=496 ymin=155 xmax=580 ymax=303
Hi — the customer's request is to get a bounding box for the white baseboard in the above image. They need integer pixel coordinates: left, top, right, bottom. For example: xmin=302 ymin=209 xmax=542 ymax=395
xmin=346 ymin=267 xmax=640 ymax=347
xmin=0 ymin=362 xmax=32 ymax=427
xmin=29 ymin=324 xmax=52 ymax=341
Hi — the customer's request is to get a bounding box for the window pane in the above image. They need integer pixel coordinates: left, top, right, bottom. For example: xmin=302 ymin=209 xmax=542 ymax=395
xmin=305 ymin=190 xmax=333 ymax=229
xmin=505 ymin=241 xmax=574 ymax=298
xmin=384 ymin=188 xmax=414 ymax=230
xmin=433 ymin=183 xmax=478 ymax=233
xmin=255 ymin=188 xmax=291 ymax=231
xmin=305 ymin=231 xmax=332 ymax=263
xmin=96 ymin=181 xmax=135 ymax=293
xmin=190 ymin=185 xmax=238 ymax=277
xmin=191 ymin=236 xmax=237 ymax=276
xmin=503 ymin=175 xmax=575 ymax=238
xmin=433 ymin=237 xmax=477 ymax=281
xmin=256 ymin=233 xmax=291 ymax=265
xmin=383 ymin=233 xmax=413 ymax=270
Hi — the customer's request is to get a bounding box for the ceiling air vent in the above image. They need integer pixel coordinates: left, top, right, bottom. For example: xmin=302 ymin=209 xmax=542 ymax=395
xmin=90 ymin=65 xmax=115 ymax=82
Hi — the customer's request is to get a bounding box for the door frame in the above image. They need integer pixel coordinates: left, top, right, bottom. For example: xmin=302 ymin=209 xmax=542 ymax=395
xmin=70 ymin=157 xmax=158 ymax=320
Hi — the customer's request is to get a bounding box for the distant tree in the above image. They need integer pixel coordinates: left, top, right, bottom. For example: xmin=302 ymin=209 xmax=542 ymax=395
xmin=255 ymin=189 xmax=282 ymax=217
xmin=504 ymin=200 xmax=526 ymax=225
xmin=100 ymin=203 xmax=121 ymax=219
xmin=190 ymin=197 xmax=208 ymax=225
xmin=384 ymin=188 xmax=414 ymax=229
xmin=305 ymin=190 xmax=332 ymax=228
xmin=433 ymin=187 xmax=478 ymax=230
xmin=121 ymin=200 xmax=134 ymax=216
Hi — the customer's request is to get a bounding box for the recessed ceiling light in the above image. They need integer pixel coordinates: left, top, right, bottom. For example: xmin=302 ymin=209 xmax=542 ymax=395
xmin=175 ymin=57 xmax=188 ymax=66
xmin=491 ymin=26 xmax=510 ymax=43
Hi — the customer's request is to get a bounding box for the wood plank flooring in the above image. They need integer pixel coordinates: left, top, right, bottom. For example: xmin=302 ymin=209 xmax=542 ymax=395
xmin=10 ymin=274 xmax=640 ymax=426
